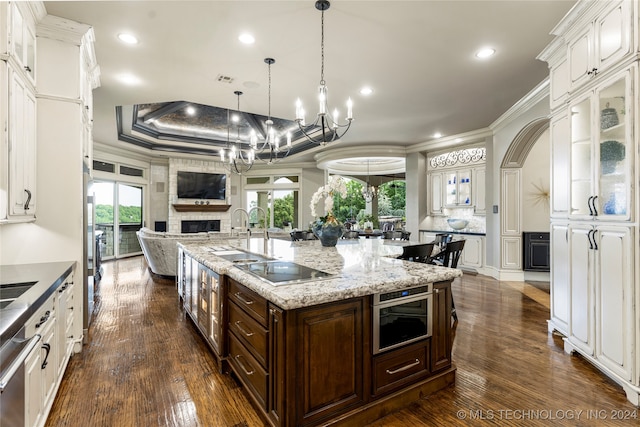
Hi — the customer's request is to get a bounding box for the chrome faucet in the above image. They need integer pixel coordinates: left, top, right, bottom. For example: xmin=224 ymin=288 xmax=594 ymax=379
xmin=231 ymin=208 xmax=250 ymax=237
xmin=248 ymin=206 xmax=268 ymax=239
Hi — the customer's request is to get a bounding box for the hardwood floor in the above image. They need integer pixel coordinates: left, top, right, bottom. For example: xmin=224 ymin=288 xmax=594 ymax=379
xmin=46 ymin=257 xmax=637 ymax=427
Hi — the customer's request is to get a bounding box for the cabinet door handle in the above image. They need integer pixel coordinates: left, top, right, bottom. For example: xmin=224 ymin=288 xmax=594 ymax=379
xmin=587 ymin=196 xmax=594 ymax=216
xmin=591 ymin=195 xmax=598 ymax=216
xmin=386 ymin=359 xmax=421 ymax=375
xmin=24 ymin=189 xmax=32 ymax=210
xmin=234 ymin=292 xmax=254 ymax=305
xmin=35 ymin=310 xmax=51 ymax=328
xmin=41 ymin=343 xmax=51 ymax=369
xmin=592 ymin=230 xmax=598 ymax=251
xmin=587 ymin=230 xmax=593 ymax=250
xmin=234 ymin=354 xmax=254 ymax=376
xmin=234 ymin=320 xmax=254 ymax=337
xmin=24 ymin=65 xmax=32 ymax=73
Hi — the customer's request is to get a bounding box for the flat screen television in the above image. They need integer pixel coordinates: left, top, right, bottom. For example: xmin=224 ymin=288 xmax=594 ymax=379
xmin=177 ymin=171 xmax=226 ymax=200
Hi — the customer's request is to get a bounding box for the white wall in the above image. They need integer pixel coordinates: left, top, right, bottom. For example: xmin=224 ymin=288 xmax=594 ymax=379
xmin=521 ymin=129 xmax=550 ymax=232
xmin=486 ymin=94 xmax=550 ymax=273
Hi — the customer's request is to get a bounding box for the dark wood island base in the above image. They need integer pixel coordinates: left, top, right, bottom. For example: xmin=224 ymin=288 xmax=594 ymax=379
xmin=178 ymin=241 xmax=459 ymax=427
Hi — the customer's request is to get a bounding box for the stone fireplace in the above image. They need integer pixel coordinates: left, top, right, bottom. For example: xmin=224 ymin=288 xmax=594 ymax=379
xmin=167 ymin=159 xmax=232 ymax=233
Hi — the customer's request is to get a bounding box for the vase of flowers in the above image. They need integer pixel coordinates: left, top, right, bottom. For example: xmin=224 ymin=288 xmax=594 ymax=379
xmin=310 ymin=176 xmax=347 ymax=247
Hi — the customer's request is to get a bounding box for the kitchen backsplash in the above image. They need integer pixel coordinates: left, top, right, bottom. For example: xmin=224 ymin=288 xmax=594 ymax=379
xmin=422 ymin=207 xmax=486 ymax=233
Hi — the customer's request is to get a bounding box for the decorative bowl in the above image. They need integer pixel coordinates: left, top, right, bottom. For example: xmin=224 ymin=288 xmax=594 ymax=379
xmin=447 ymin=218 xmax=469 ymax=230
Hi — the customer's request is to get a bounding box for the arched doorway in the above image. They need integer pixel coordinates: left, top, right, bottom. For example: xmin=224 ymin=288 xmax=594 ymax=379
xmin=499 ymin=118 xmax=550 ymax=280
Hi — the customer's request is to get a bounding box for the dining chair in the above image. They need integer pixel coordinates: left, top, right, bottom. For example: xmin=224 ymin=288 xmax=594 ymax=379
xmin=290 ymin=231 xmax=316 ymax=241
xmin=438 ymin=239 xmax=466 ymax=323
xmin=342 ymin=230 xmax=360 ymax=239
xmin=397 ymin=243 xmax=435 ymax=263
xmin=382 ymin=230 xmax=403 ymax=240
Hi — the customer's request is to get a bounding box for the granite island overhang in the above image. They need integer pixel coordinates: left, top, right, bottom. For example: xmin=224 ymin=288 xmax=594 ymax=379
xmin=179 ymin=237 xmax=462 ymax=310
xmin=177 ymin=237 xmax=461 ymax=427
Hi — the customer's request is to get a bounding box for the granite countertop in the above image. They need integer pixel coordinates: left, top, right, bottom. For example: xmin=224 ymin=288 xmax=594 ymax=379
xmin=0 ymin=261 xmax=75 ymax=346
xmin=180 ymin=238 xmax=462 ymax=310
xmin=419 ymin=229 xmax=486 ymax=236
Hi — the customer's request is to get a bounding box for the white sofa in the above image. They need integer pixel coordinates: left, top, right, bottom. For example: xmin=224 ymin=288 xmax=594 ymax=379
xmin=136 ymin=228 xmax=233 ymax=277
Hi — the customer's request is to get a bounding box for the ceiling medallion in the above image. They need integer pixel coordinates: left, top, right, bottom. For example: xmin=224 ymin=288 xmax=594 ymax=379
xmin=294 ymin=0 xmax=353 ymax=146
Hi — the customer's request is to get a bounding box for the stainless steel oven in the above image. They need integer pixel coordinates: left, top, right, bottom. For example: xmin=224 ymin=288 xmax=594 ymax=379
xmin=373 ymin=284 xmax=432 ymax=354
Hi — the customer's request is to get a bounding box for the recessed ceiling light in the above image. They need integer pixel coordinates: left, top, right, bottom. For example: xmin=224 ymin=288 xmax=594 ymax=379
xmin=434 ymin=132 xmax=442 ymax=138
xmin=186 ymin=106 xmax=196 ymax=116
xmin=117 ymin=73 xmax=141 ymax=86
xmin=239 ymin=33 xmax=255 ymax=44
xmin=118 ymin=33 xmax=138 ymax=45
xmin=476 ymin=48 xmax=496 ymax=59
xmin=359 ymin=87 xmax=373 ymax=96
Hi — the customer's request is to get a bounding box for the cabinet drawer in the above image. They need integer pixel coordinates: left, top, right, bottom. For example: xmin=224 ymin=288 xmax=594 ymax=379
xmin=228 ymin=279 xmax=268 ymax=326
xmin=228 ymin=334 xmax=268 ymax=410
xmin=372 ymin=341 xmax=430 ymax=397
xmin=229 ymin=301 xmax=268 ymax=368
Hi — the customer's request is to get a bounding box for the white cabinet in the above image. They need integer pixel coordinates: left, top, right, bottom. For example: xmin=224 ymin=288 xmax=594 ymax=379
xmin=55 ymin=278 xmax=75 ymax=377
xmin=550 ymin=114 xmax=570 ymax=217
xmin=472 ymin=168 xmax=486 ymax=215
xmin=25 ymin=292 xmax=56 ymax=427
xmin=427 ymin=166 xmax=485 ymax=214
xmin=458 ymin=235 xmax=484 ymax=270
xmin=428 ymin=172 xmax=443 ymax=215
xmin=595 ymin=225 xmax=634 ymax=382
xmin=566 ymin=225 xmax=635 ymax=381
xmin=0 ymin=1 xmax=38 ymax=223
xmin=549 ymin=223 xmax=569 ymax=335
xmin=569 ymin=67 xmax=633 ymax=221
xmin=7 ymin=63 xmax=37 ymax=218
xmin=542 ymin=0 xmax=639 ymax=406
xmin=444 ymin=170 xmax=472 ymax=207
xmin=7 ymin=2 xmax=37 ymax=83
xmin=567 ymin=1 xmax=631 ymax=93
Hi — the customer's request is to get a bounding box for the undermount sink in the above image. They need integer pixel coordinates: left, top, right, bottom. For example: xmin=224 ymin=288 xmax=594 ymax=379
xmin=0 ymin=281 xmax=37 ymax=309
xmin=212 ymin=249 xmax=270 ymax=264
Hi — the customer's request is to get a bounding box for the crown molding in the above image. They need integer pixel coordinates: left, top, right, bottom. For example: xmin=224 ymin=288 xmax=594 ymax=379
xmin=490 ymin=78 xmax=550 ymax=134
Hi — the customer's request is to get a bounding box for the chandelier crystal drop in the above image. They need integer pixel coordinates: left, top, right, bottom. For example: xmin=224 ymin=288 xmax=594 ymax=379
xmin=219 ymin=91 xmax=255 ymax=175
xmin=294 ymin=0 xmax=353 ymax=146
xmin=258 ymin=57 xmax=291 ymax=164
xmin=361 ymin=159 xmax=377 ymax=202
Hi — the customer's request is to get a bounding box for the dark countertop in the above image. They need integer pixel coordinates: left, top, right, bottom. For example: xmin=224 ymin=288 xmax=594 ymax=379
xmin=0 ymin=261 xmax=75 ymax=346
xmin=419 ymin=229 xmax=486 ymax=236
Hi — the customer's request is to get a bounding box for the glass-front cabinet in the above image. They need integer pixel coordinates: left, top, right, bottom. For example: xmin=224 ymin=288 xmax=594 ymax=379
xmin=444 ymin=170 xmax=472 ymax=207
xmin=569 ymin=67 xmax=632 ymax=221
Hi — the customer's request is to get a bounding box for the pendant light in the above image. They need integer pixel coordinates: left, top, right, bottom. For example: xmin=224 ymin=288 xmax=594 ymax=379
xmin=258 ymin=57 xmax=291 ymax=164
xmin=294 ymin=0 xmax=353 ymax=146
xmin=219 ymin=91 xmax=255 ymax=175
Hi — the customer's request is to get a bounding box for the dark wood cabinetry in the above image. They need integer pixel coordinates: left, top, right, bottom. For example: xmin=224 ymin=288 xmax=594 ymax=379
xmin=286 ymin=298 xmax=369 ymax=427
xmin=181 ymin=259 xmax=455 ymax=427
xmin=431 ymin=281 xmax=452 ymax=373
xmin=178 ymin=251 xmax=224 ymax=363
xmin=372 ymin=340 xmax=431 ymax=397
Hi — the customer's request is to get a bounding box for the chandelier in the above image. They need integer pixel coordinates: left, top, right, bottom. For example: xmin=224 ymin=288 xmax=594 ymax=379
xmin=294 ymin=0 xmax=353 ymax=146
xmin=258 ymin=57 xmax=291 ymax=164
xmin=361 ymin=160 xmax=377 ymax=202
xmin=219 ymin=91 xmax=255 ymax=175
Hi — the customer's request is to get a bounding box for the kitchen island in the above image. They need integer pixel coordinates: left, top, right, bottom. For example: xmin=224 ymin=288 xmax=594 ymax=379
xmin=178 ymin=238 xmax=462 ymax=427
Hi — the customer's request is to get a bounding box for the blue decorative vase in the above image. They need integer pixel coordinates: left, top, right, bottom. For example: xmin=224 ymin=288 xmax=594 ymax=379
xmin=312 ymin=215 xmax=345 ymax=247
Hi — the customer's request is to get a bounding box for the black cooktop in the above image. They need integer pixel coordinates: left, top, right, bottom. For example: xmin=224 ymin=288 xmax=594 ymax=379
xmin=235 ymin=261 xmax=334 ymax=286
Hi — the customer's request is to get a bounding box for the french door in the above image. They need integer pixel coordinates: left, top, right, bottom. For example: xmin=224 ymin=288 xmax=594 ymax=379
xmin=93 ymin=181 xmax=143 ymax=259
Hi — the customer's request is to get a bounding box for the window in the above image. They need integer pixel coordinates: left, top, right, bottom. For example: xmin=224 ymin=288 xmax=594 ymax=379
xmin=244 ymin=174 xmax=300 ymax=229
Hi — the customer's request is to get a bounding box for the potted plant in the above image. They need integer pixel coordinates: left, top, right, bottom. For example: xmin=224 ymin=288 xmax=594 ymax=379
xmin=309 ymin=176 xmax=348 ymax=246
